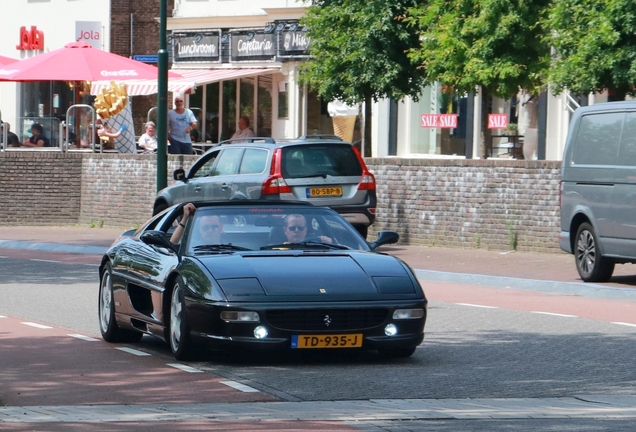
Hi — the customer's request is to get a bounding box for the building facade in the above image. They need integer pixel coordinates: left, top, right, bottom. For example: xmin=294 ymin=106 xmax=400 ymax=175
xmin=0 ymin=0 xmax=111 ymax=146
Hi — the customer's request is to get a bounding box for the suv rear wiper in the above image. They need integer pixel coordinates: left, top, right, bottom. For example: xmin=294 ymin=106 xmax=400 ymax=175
xmin=261 ymin=241 xmax=350 ymax=251
xmin=193 ymin=244 xmax=252 ymax=253
xmin=289 ymin=172 xmax=329 ymax=179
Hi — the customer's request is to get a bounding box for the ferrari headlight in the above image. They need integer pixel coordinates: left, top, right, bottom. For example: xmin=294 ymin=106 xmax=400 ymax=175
xmin=220 ymin=311 xmax=260 ymax=322
xmin=392 ymin=309 xmax=424 ymax=320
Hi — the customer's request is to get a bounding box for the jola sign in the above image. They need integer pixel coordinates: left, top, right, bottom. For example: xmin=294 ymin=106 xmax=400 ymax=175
xmin=16 ymin=26 xmax=45 ymax=51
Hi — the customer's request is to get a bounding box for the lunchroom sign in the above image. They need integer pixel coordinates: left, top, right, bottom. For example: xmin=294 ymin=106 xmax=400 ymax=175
xmin=173 ymin=32 xmax=220 ymax=62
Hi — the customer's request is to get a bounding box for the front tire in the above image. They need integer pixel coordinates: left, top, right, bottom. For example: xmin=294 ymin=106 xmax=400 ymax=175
xmin=99 ymin=263 xmax=143 ymax=343
xmin=575 ymin=222 xmax=614 ymax=282
xmin=169 ymin=280 xmax=196 ymax=360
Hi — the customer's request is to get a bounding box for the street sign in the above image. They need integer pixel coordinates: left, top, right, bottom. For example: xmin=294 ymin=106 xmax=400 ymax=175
xmin=133 ymin=55 xmax=158 ymax=63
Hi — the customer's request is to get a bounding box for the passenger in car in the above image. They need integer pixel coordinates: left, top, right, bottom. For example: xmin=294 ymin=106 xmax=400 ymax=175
xmin=283 ymin=214 xmax=332 ymax=244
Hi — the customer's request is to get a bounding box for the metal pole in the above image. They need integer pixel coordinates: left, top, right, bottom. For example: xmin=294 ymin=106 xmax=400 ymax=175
xmin=156 ymin=0 xmax=168 ymax=192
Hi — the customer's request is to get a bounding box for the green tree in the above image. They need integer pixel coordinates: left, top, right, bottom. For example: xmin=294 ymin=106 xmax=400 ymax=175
xmin=300 ymin=0 xmax=426 ymax=156
xmin=407 ymin=0 xmax=551 ymax=158
xmin=544 ymin=0 xmax=636 ymax=101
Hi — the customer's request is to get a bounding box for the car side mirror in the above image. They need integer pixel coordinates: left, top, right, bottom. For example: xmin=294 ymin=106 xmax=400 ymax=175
xmin=141 ymin=230 xmax=179 ymax=254
xmin=173 ymin=168 xmax=186 ymax=182
xmin=369 ymin=230 xmax=399 ymax=251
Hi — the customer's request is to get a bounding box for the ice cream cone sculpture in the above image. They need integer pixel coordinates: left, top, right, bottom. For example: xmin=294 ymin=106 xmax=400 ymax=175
xmin=328 ymin=100 xmax=359 ymax=142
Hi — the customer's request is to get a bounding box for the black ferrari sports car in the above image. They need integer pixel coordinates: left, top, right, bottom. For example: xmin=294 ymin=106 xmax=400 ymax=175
xmin=98 ymin=201 xmax=427 ymax=360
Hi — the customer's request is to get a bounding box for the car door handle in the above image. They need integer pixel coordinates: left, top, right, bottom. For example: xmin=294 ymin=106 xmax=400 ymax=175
xmin=194 ymin=186 xmax=202 ymax=192
xmin=220 ymin=183 xmax=229 ymax=190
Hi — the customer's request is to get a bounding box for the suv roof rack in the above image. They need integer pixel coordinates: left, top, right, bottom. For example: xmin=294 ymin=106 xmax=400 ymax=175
xmin=218 ymin=137 xmax=277 ymax=145
xmin=297 ymin=134 xmax=343 ymax=141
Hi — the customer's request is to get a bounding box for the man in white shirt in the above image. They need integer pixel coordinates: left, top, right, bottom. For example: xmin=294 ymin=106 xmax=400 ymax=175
xmin=231 ymin=116 xmax=255 ymax=140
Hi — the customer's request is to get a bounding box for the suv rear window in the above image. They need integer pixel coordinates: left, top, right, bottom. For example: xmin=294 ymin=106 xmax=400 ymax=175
xmin=281 ymin=144 xmax=362 ymax=178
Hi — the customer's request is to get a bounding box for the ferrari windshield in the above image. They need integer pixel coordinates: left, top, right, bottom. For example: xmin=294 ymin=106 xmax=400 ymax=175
xmin=184 ymin=205 xmax=370 ymax=253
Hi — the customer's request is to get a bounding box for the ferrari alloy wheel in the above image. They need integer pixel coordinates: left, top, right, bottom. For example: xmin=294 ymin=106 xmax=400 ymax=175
xmin=575 ymin=223 xmax=614 ymax=282
xmin=99 ymin=263 xmax=142 ymax=343
xmin=169 ymin=280 xmax=195 ymax=360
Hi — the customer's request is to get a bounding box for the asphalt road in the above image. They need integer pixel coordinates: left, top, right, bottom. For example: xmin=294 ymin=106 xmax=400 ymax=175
xmin=2 ymin=251 xmax=636 ymax=431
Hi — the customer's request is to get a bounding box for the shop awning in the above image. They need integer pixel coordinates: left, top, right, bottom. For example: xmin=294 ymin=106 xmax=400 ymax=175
xmin=90 ymin=68 xmax=278 ymax=96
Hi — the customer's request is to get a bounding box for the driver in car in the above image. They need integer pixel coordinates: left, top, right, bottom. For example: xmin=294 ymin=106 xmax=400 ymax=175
xmin=283 ymin=214 xmax=332 ymax=244
xmin=171 ymin=203 xmax=224 ymax=245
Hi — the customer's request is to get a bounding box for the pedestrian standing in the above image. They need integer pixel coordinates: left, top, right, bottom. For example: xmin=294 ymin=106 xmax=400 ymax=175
xmin=168 ymin=96 xmax=198 ymax=155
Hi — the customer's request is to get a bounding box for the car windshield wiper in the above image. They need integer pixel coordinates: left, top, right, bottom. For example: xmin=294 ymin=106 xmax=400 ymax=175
xmin=260 ymin=241 xmax=350 ymax=251
xmin=193 ymin=244 xmax=252 ymax=253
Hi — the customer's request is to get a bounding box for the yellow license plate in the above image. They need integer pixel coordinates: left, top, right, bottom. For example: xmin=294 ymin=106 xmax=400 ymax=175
xmin=291 ymin=334 xmax=363 ymax=349
xmin=307 ymin=186 xmax=343 ymax=197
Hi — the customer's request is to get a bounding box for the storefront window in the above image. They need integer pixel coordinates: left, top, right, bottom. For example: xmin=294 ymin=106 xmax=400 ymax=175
xmin=18 ymin=81 xmax=80 ymax=147
xmin=257 ymin=76 xmax=272 ymax=137
xmin=221 ymin=80 xmax=237 ymax=141
xmin=240 ymin=77 xmax=255 ymax=132
xmin=409 ymin=83 xmax=468 ymax=156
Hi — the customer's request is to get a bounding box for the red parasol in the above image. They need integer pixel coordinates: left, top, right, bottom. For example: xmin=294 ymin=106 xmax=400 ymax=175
xmin=0 ymin=42 xmax=181 ymax=82
xmin=0 ymin=55 xmax=17 ymax=67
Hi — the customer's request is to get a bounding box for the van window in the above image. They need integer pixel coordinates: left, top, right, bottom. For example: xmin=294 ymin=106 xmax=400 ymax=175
xmin=573 ymin=112 xmax=623 ymax=165
xmin=618 ymin=112 xmax=636 ymax=166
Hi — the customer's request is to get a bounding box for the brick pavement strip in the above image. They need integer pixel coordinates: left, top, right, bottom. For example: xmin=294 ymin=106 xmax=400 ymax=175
xmin=1 ymin=398 xmax=636 ymax=423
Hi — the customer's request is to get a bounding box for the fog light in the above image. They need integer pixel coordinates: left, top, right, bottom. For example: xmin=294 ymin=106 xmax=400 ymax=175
xmin=254 ymin=326 xmax=268 ymax=339
xmin=392 ymin=309 xmax=424 ymax=320
xmin=220 ymin=311 xmax=260 ymax=322
xmin=384 ymin=323 xmax=398 ymax=336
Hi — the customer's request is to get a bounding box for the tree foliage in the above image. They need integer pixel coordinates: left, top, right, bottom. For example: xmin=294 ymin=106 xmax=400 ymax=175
xmin=300 ymin=0 xmax=426 ymax=103
xmin=407 ymin=0 xmax=551 ymax=99
xmin=300 ymin=0 xmax=426 ymax=155
xmin=544 ymin=0 xmax=636 ymax=100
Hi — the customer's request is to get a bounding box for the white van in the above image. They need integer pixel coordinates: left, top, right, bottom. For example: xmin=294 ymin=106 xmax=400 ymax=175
xmin=560 ymin=101 xmax=636 ymax=282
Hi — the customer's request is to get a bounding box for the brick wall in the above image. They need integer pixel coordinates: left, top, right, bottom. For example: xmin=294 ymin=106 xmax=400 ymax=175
xmin=0 ymin=152 xmax=83 ymax=225
xmin=0 ymin=152 xmax=562 ymax=252
xmin=366 ymin=158 xmax=562 ymax=253
xmin=110 ymin=0 xmax=175 ymax=133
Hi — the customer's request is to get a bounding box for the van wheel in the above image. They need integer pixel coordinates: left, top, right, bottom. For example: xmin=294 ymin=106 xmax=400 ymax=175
xmin=575 ymin=223 xmax=614 ymax=282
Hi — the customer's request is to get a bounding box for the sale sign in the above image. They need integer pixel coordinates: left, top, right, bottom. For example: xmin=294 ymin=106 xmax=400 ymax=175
xmin=420 ymin=114 xmax=458 ymax=128
xmin=488 ymin=114 xmax=508 ymax=129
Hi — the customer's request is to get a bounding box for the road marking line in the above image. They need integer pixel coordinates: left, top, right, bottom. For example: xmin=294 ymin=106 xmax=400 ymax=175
xmin=30 ymin=259 xmax=61 ymax=263
xmin=21 ymin=322 xmax=53 ymax=329
xmin=531 ymin=311 xmax=577 ymax=318
xmin=456 ymin=303 xmax=498 ymax=309
xmin=220 ymin=381 xmax=259 ymax=393
xmin=0 ymin=256 xmax=7 ymax=259
xmin=612 ymin=322 xmax=636 ymax=328
xmin=167 ymin=363 xmax=203 ymax=373
xmin=83 ymin=263 xmax=100 ymax=267
xmin=116 ymin=347 xmax=151 ymax=356
xmin=68 ymin=333 xmax=100 ymax=342
xmin=0 ymin=315 xmax=6 ymax=318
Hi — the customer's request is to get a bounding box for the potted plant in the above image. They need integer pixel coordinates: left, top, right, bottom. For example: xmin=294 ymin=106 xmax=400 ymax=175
xmin=507 ymin=122 xmax=518 ymax=135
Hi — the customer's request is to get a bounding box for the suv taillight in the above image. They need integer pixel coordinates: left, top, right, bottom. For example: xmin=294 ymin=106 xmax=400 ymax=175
xmin=358 ymin=172 xmax=376 ymax=191
xmin=262 ymin=148 xmax=292 ymax=195
xmin=352 ymin=146 xmax=376 ymax=191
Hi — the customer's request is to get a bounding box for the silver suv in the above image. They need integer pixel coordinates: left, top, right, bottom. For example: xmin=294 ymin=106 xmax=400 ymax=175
xmin=154 ymin=136 xmax=377 ymax=237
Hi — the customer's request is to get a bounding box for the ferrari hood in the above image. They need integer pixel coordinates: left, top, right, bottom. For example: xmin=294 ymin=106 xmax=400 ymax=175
xmin=197 ymin=252 xmax=417 ymax=298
